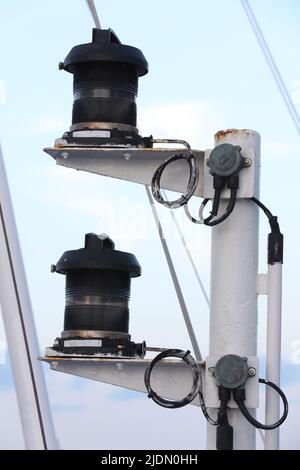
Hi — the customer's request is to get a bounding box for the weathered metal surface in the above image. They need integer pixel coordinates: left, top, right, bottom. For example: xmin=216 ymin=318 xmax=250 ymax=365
xmin=215 ymin=128 xmax=256 ymax=141
xmin=207 ymin=129 xmax=261 ymax=450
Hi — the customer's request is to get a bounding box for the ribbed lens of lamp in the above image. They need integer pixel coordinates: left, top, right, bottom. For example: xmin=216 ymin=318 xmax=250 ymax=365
xmin=72 ymin=62 xmax=138 ymax=127
xmin=64 ymin=270 xmax=130 ymax=333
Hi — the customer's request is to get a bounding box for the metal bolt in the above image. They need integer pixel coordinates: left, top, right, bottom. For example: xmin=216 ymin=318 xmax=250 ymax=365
xmin=208 ymin=367 xmax=215 ymax=376
xmin=61 ymin=151 xmax=69 ymax=159
xmin=50 ymin=264 xmax=56 ymax=273
xmin=243 ymin=157 xmax=252 ymax=167
xmin=248 ymin=367 xmax=256 ymax=377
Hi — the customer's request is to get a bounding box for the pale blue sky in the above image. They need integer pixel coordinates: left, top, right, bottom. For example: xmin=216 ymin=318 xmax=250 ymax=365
xmin=0 ymin=0 xmax=300 ymax=449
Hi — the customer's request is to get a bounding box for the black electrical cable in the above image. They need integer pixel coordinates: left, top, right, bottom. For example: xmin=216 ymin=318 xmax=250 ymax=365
xmin=216 ymin=388 xmax=233 ymax=450
xmin=234 ymin=378 xmax=288 ymax=430
xmin=144 ymin=349 xmax=222 ymax=425
xmin=200 ymin=188 xmax=237 ymax=227
xmin=251 ymin=197 xmax=283 ymax=264
xmin=184 ymin=187 xmax=223 ymax=225
xmin=144 ymin=349 xmax=200 ymax=408
xmin=251 ymin=197 xmax=280 ymax=233
xmin=151 ymin=140 xmax=198 ymax=209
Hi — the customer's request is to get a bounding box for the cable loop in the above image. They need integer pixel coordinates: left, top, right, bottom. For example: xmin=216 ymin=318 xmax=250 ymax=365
xmin=144 ymin=349 xmax=220 ymax=425
xmin=184 ymin=202 xmax=203 ymax=224
xmin=151 ymin=139 xmax=199 ymax=209
xmin=144 ymin=349 xmax=200 ymax=409
xmin=235 ymin=378 xmax=288 ymax=430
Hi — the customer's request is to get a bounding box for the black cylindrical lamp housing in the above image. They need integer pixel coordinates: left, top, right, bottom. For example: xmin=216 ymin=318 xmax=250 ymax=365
xmin=61 ymin=28 xmax=148 ymax=129
xmin=53 ymin=233 xmax=144 ymax=357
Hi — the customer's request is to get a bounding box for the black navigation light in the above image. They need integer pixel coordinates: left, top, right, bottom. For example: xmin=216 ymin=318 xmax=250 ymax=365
xmin=58 ymin=28 xmax=150 ymax=148
xmin=49 ymin=233 xmax=145 ymax=358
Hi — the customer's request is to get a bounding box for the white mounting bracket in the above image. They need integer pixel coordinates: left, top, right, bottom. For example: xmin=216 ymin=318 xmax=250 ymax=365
xmin=44 ymin=146 xmax=205 ymax=196
xmin=44 ymin=143 xmax=257 ymax=199
xmin=40 ymin=355 xmax=204 ymax=407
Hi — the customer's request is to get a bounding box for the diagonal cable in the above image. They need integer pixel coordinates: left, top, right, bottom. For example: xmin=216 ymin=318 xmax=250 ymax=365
xmin=145 ymin=185 xmax=202 ymax=362
xmin=162 ymin=189 xmax=210 ymax=307
xmin=241 ymin=0 xmax=300 ymax=135
xmin=86 ymin=0 xmax=101 ymax=29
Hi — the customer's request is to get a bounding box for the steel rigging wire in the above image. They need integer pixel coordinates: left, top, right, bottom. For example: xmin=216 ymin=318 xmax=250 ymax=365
xmin=145 ymin=186 xmax=202 ymax=362
xmin=161 ymin=189 xmax=209 ymax=307
xmin=241 ymin=0 xmax=300 ymax=136
xmin=86 ymin=0 xmax=101 ymax=29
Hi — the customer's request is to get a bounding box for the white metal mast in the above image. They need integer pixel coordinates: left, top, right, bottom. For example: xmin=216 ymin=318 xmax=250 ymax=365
xmin=206 ymin=129 xmax=260 ymax=449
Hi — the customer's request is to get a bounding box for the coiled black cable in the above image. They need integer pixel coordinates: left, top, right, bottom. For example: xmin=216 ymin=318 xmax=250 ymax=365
xmin=234 ymin=378 xmax=288 ymax=430
xmin=144 ymin=349 xmax=223 ymax=425
xmin=151 ymin=140 xmax=198 ymax=209
xmin=144 ymin=349 xmax=200 ymax=408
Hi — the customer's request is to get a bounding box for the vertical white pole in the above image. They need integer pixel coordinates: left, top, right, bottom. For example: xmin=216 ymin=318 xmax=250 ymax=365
xmin=265 ymin=262 xmax=282 ymax=449
xmin=207 ymin=129 xmax=260 ymax=450
xmin=0 ymin=145 xmax=57 ymax=449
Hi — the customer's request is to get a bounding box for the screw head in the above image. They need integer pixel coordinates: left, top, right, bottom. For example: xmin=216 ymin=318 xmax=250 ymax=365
xmin=124 ymin=152 xmax=132 ymax=160
xmin=243 ymin=157 xmax=252 ymax=167
xmin=248 ymin=367 xmax=256 ymax=377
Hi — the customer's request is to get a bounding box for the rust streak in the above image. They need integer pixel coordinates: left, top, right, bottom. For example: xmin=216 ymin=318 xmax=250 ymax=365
xmin=215 ymin=129 xmax=254 ymax=141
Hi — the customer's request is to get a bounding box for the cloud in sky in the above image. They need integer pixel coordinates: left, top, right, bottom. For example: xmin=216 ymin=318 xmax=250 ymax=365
xmin=30 ymin=116 xmax=69 ymax=134
xmin=262 ymin=139 xmax=300 ymax=159
xmin=139 ymin=100 xmax=231 ymax=149
xmin=0 ymin=359 xmax=210 ymax=449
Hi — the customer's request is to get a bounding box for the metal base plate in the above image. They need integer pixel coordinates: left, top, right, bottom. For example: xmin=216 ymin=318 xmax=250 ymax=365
xmin=44 ymin=146 xmax=205 ymax=197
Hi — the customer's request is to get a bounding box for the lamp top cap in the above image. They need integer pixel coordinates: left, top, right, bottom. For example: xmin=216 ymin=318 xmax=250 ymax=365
xmin=55 ymin=233 xmax=141 ymax=277
xmin=61 ymin=28 xmax=148 ymax=77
